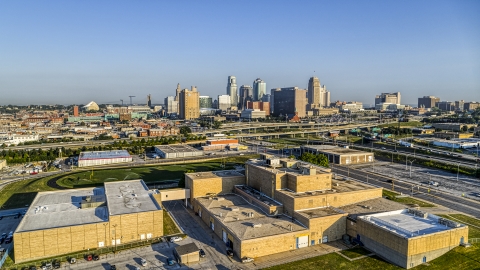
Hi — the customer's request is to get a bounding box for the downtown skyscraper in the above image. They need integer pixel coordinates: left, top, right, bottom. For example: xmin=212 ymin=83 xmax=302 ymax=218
xmin=226 ymin=76 xmax=238 ymax=108
xmin=307 ymin=77 xmax=330 ymax=108
xmin=253 ymin=78 xmax=266 ymax=101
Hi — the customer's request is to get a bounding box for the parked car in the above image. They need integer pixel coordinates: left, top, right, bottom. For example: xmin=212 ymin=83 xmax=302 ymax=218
xmin=141 ymin=258 xmax=147 ymax=266
xmin=226 ymin=249 xmax=234 ymax=257
xmin=0 ymin=233 xmax=7 ymax=244
xmin=29 ymin=266 xmax=37 ymax=270
xmin=52 ymin=260 xmax=60 ymax=269
xmin=242 ymin=257 xmax=254 ymax=263
xmin=69 ymin=258 xmax=76 ymax=264
xmin=170 ymin=236 xmax=182 ymax=243
xmin=41 ymin=262 xmax=52 ymax=270
xmin=86 ymin=254 xmax=93 ymax=261
xmin=110 ymin=265 xmax=116 ymax=270
xmin=5 ymin=236 xmax=12 ymax=244
xmin=166 ymin=258 xmax=175 ymax=266
xmin=199 ymin=249 xmax=206 ymax=258
xmin=93 ymin=254 xmax=99 ymax=261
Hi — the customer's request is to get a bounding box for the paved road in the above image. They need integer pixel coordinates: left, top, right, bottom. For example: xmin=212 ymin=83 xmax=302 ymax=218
xmin=333 ymin=165 xmax=480 ymax=218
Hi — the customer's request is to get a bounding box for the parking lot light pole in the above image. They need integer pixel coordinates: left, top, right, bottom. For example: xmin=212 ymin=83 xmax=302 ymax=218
xmin=409 ymin=160 xmax=415 ymax=178
xmin=457 ymin=163 xmax=460 ymax=181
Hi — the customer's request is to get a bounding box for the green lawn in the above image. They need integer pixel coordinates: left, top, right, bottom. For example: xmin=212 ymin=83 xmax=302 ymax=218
xmin=378 ymin=121 xmax=423 ymax=128
xmin=340 ymin=247 xmax=372 ymax=259
xmin=163 ymin=209 xmax=181 ymax=235
xmin=383 ymin=189 xmax=435 ymax=207
xmin=0 ymin=155 xmax=258 ymax=210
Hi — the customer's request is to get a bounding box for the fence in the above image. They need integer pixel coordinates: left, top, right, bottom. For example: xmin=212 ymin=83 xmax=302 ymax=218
xmin=0 ymin=247 xmax=10 ymax=269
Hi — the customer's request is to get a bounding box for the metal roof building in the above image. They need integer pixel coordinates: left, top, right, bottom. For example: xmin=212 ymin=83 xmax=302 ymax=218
xmin=78 ymin=150 xmax=132 ymax=167
xmin=154 ymin=145 xmax=204 ymax=159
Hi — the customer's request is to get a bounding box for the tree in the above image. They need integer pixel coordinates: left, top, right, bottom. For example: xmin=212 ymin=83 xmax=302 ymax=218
xmin=462 ymin=125 xmax=468 ymax=132
xmin=180 ymin=126 xmax=192 ymax=136
xmin=179 ymin=169 xmax=195 ymax=188
xmin=298 ymin=152 xmax=329 ymax=168
xmin=213 ymin=121 xmax=222 ymax=129
xmin=288 ymin=154 xmax=296 ymax=159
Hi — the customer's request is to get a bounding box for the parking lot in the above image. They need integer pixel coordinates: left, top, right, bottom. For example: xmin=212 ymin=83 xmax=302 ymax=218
xmin=0 ymin=208 xmax=25 ymax=251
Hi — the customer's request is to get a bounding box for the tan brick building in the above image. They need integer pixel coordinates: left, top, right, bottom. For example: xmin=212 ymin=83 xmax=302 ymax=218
xmin=301 ymin=145 xmax=374 ymax=165
xmin=185 ymin=155 xmax=468 ymax=268
xmin=14 ymin=180 xmax=163 ymax=263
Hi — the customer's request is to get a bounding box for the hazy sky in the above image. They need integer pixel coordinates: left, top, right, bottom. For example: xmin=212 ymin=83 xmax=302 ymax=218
xmin=1 ymin=1 xmax=479 ymax=106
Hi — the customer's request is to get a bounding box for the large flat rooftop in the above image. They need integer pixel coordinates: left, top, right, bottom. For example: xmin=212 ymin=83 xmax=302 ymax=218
xmin=154 ymin=144 xmax=202 ymax=153
xmin=302 ymin=145 xmax=371 ymax=155
xmin=276 ymin=179 xmax=377 ymax=198
xmin=16 ymin=187 xmax=108 ymax=233
xmin=338 ymin=197 xmax=406 ymax=220
xmin=105 ymin=180 xmax=161 ymax=216
xmin=196 ymin=194 xmax=307 ymax=240
xmin=296 ymin=206 xmax=345 ymax=219
xmin=359 ymin=209 xmax=465 ymax=238
xmin=79 ymin=150 xmax=131 ymax=160
xmin=247 ymin=158 xmax=331 ymax=176
xmin=187 ymin=170 xmax=245 ymax=180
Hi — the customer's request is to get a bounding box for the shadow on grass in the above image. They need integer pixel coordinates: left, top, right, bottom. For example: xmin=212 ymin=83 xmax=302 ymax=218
xmin=3 ymin=192 xmax=38 ymax=209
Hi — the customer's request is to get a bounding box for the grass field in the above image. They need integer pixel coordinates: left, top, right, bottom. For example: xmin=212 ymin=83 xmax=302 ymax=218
xmin=340 ymin=247 xmax=372 ymax=259
xmin=378 ymin=121 xmax=423 ymax=128
xmin=0 ymin=155 xmax=258 ymax=210
xmin=163 ymin=209 xmax=181 ymax=235
xmin=438 ymin=214 xmax=480 ymax=239
xmin=382 ymin=189 xmax=435 ymax=207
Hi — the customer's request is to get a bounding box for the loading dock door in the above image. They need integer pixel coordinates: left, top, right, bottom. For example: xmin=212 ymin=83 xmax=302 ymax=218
xmin=296 ymin=236 xmax=309 ymax=248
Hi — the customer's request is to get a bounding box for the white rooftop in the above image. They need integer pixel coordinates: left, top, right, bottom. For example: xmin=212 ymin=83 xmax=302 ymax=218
xmin=359 ymin=209 xmax=465 ymax=238
xmin=79 ymin=150 xmax=131 ymax=160
xmin=105 ymin=180 xmax=161 ymax=216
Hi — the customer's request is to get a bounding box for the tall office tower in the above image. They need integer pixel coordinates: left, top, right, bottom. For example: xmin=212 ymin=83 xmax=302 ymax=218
xmin=217 ymin=95 xmax=231 ymax=111
xmin=199 ymin=96 xmax=213 ymax=108
xmin=226 ymin=76 xmax=238 ymax=107
xmin=272 ymin=87 xmax=307 ymax=118
xmin=175 ymin=83 xmax=181 ymax=101
xmin=179 ymin=86 xmax=200 ymax=120
xmin=164 ymin=96 xmax=178 ymax=114
xmin=375 ymin=92 xmax=401 ymax=106
xmin=321 ymin=85 xmax=331 ymax=107
xmin=73 ymin=106 xmax=79 ymax=117
xmin=308 ymin=77 xmax=321 ymax=105
xmin=147 ymin=94 xmax=152 ymax=107
xmin=455 ymin=100 xmax=464 ymax=111
xmin=418 ymin=96 xmax=440 ymax=108
xmin=239 ymin=85 xmax=253 ymax=109
xmin=253 ymin=78 xmax=266 ymax=101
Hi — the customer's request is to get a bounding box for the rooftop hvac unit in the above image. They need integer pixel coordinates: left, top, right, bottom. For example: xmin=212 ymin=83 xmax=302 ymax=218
xmin=252 ymin=224 xmax=262 ymax=228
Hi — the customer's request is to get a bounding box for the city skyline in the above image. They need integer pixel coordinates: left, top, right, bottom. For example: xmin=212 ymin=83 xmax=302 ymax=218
xmin=1 ymin=1 xmax=479 ymax=105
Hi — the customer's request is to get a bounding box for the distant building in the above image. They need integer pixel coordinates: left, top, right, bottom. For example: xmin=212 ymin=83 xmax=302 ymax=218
xmin=246 ymin=101 xmax=270 ymax=116
xmin=78 ymin=150 xmax=132 ymax=167
xmin=272 ymin=87 xmax=307 ymax=118
xmin=164 ymin=96 xmax=178 ymax=115
xmin=199 ymin=96 xmax=213 ymax=108
xmin=464 ymin=102 xmax=480 ymax=111
xmin=0 ymin=159 xmax=6 ymax=170
xmin=418 ymin=96 xmax=440 ymax=109
xmin=455 ymin=100 xmax=464 ymax=111
xmin=238 ymin=85 xmax=253 ymax=110
xmin=253 ymin=78 xmax=266 ymax=101
xmin=339 ymin=102 xmax=363 ymax=112
xmin=375 ymin=93 xmax=401 ymax=106
xmin=217 ymin=95 xmax=231 ymax=111
xmin=83 ymin=101 xmax=99 ymax=111
xmin=226 ymin=76 xmax=238 ymax=107
xmin=147 ymin=94 xmax=152 ymax=107
xmin=179 ymin=86 xmax=200 ymax=120
xmin=307 ymin=77 xmax=330 ymax=109
xmin=437 ymin=101 xmax=456 ymax=111
xmin=241 ymin=109 xmax=266 ymax=120
xmin=73 ymin=106 xmax=79 ymax=117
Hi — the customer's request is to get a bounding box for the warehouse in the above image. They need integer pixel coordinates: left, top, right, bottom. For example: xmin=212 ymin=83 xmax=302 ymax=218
xmin=355 ymin=209 xmax=468 ymax=269
xmin=202 ymin=138 xmax=239 ymax=151
xmin=174 ymin=242 xmax=200 ymax=264
xmin=13 ymin=180 xmax=163 ymax=263
xmin=301 ymin=145 xmax=374 ymax=165
xmin=78 ymin=150 xmax=132 ymax=167
xmin=154 ymin=144 xmax=204 ymax=159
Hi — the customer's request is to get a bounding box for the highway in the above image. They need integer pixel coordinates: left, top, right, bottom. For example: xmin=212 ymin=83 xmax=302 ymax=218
xmin=332 ymin=165 xmax=480 ymax=218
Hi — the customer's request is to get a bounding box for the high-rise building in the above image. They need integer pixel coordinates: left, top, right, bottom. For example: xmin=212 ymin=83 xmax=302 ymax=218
xmin=464 ymin=102 xmax=480 ymax=111
xmin=375 ymin=92 xmax=401 ymax=106
xmin=199 ymin=96 xmax=213 ymax=108
xmin=307 ymin=77 xmax=330 ymax=108
xmin=226 ymin=76 xmax=238 ymax=107
xmin=437 ymin=101 xmax=456 ymax=111
xmin=175 ymin=83 xmax=181 ymax=101
xmin=239 ymin=85 xmax=253 ymax=110
xmin=272 ymin=87 xmax=307 ymax=118
xmin=418 ymin=96 xmax=440 ymax=108
xmin=455 ymin=100 xmax=465 ymax=111
xmin=73 ymin=106 xmax=79 ymax=117
xmin=253 ymin=78 xmax=266 ymax=101
xmin=217 ymin=95 xmax=231 ymax=111
xmin=147 ymin=94 xmax=152 ymax=107
xmin=179 ymin=86 xmax=200 ymax=120
xmin=164 ymin=96 xmax=178 ymax=115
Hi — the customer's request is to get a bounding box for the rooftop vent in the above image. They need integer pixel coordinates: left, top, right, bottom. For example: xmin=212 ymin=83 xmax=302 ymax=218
xmin=252 ymin=223 xmax=262 ymax=228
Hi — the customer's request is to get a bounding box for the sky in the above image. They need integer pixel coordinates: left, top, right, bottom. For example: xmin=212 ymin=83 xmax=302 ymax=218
xmin=1 ymin=1 xmax=479 ymax=106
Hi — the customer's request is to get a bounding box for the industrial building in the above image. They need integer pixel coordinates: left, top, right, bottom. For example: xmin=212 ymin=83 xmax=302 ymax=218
xmin=174 ymin=242 xmax=200 ymax=264
xmin=78 ymin=150 xmax=132 ymax=167
xmin=0 ymin=159 xmax=6 ymax=170
xmin=240 ymin=109 xmax=266 ymax=120
xmin=13 ymin=180 xmax=163 ymax=263
xmin=430 ymin=138 xmax=480 ymax=149
xmin=271 ymin=87 xmax=307 ymax=118
xmin=353 ymin=209 xmax=467 ymax=269
xmin=202 ymin=139 xmax=239 ymax=151
xmin=301 ymin=145 xmax=374 ymax=165
xmin=184 ymin=155 xmax=467 ymax=268
xmin=154 ymin=144 xmax=204 ymax=159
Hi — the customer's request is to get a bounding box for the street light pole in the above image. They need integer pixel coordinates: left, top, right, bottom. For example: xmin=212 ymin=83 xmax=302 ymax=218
xmin=457 ymin=163 xmax=460 ymax=181
xmin=409 ymin=160 xmax=415 ymax=178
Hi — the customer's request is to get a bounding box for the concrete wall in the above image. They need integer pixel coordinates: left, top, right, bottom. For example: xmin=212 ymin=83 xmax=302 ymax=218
xmin=245 ymin=164 xmax=283 ymax=198
xmin=287 ymin=173 xmax=332 ymax=193
xmin=186 ymin=174 xmax=245 ymax=204
xmin=240 ymin=231 xmax=307 ymax=258
xmin=159 ymin=189 xmax=191 ymax=201
xmin=293 ymin=212 xmax=347 ymax=244
xmin=14 ymin=210 xmax=163 ymax=263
